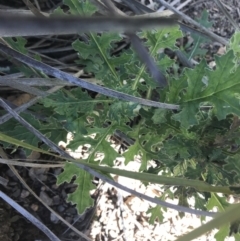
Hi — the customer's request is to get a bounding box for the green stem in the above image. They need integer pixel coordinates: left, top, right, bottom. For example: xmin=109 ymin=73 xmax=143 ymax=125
xmin=90 ymin=33 xmax=122 ymax=87
xmin=83 ymin=161 xmax=234 ymax=194
xmin=0 ymin=132 xmax=235 ymax=195
xmin=146 ymin=87 xmax=152 ymax=100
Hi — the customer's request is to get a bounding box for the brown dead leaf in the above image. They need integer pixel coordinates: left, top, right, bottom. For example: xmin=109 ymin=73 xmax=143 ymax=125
xmin=10 ymin=93 xmax=33 ymax=106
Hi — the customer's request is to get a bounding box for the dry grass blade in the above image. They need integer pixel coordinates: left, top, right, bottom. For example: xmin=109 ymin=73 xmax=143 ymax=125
xmin=0 ymin=15 xmax=176 ymax=37
xmin=0 ymin=147 xmax=92 ymax=241
xmin=213 ymin=0 xmax=239 ymax=31
xmin=0 ymin=86 xmax=62 ymax=124
xmin=0 ymin=43 xmax=179 ymax=110
xmin=1 ymin=97 xmax=48 ymax=121
xmin=0 ymin=147 xmax=61 ymax=241
xmin=0 ymin=99 xmax=214 ymax=217
xmin=89 ymin=0 xmax=109 ymax=15
xmin=102 ymin=0 xmax=167 ymax=87
xmin=176 ymin=0 xmax=193 ymax=10
xmin=127 ymin=33 xmax=168 ymax=87
xmin=4 ymin=77 xmax=99 ymax=86
xmin=0 ymin=9 xmax=46 ymax=17
xmin=22 ymin=0 xmax=46 ymax=17
xmin=0 ymin=190 xmax=61 ymax=241
xmin=0 ymin=158 xmax=64 ymax=168
xmin=121 ymin=0 xmax=154 ymax=13
xmin=0 ymin=72 xmax=24 ymax=79
xmin=0 ymin=175 xmax=8 ymax=187
xmin=0 ymin=77 xmax=48 ymax=96
xmin=132 ymin=8 xmax=220 ymax=42
xmin=157 ymin=0 xmax=229 ymax=45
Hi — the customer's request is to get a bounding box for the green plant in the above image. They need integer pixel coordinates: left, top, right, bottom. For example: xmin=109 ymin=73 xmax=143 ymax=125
xmin=2 ymin=0 xmax=240 ymax=240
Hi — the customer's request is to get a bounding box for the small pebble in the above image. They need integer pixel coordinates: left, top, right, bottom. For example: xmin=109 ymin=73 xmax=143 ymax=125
xmin=40 ymin=191 xmax=52 ymax=206
xmin=31 ymin=204 xmax=39 ymax=212
xmin=20 ymin=190 xmax=29 ymax=199
xmin=52 ymin=195 xmax=60 ymax=205
xmin=57 ymin=205 xmax=65 ymax=212
xmin=65 ymin=216 xmax=73 ymax=223
xmin=12 ymin=188 xmax=20 ymax=198
xmin=50 ymin=213 xmax=59 ymax=224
